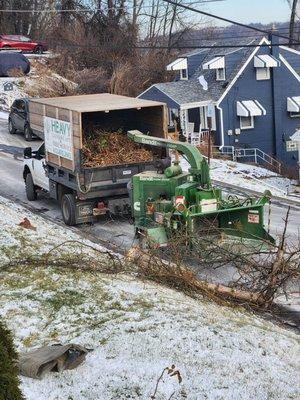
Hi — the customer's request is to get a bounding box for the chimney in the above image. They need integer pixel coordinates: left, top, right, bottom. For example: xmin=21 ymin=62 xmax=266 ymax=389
xmin=268 ymin=25 xmax=279 ymax=58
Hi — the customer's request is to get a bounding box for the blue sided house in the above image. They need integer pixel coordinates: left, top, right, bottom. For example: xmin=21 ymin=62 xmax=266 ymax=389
xmin=139 ymin=35 xmax=300 ymax=171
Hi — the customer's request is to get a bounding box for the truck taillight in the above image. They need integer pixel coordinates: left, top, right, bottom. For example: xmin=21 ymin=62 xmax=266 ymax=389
xmin=174 ymin=195 xmax=185 ymax=212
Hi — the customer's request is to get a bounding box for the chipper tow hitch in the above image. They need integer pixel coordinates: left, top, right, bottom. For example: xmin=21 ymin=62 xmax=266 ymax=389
xmin=127 ymin=130 xmax=275 ymax=247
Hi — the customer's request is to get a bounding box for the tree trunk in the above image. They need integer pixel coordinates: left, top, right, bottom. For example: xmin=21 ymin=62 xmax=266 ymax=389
xmin=127 ymin=247 xmax=266 ymax=305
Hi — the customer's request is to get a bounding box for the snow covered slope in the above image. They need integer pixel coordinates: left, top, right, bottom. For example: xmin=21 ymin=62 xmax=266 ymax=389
xmin=0 ymin=196 xmax=299 ymax=400
xmin=178 ymin=156 xmax=296 ymax=198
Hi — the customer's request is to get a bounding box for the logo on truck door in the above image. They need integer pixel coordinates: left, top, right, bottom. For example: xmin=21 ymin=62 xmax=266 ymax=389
xmin=44 ymin=117 xmax=73 ymax=161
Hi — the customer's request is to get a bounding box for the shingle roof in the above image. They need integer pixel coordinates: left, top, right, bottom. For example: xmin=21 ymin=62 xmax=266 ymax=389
xmin=147 ymin=37 xmax=264 ymax=105
xmin=154 ymin=80 xmax=212 ymax=105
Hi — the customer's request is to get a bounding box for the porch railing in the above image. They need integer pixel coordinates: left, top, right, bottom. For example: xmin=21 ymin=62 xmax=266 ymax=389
xmin=234 ymin=148 xmax=282 ymax=174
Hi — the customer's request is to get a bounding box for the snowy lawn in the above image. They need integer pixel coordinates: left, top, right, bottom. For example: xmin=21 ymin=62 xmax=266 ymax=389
xmin=0 ymin=196 xmax=299 ymax=400
xmin=178 ymin=156 xmax=297 ymax=198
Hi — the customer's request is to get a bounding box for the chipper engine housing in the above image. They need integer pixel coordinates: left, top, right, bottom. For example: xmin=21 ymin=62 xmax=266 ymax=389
xmin=128 ymin=130 xmax=275 ymax=247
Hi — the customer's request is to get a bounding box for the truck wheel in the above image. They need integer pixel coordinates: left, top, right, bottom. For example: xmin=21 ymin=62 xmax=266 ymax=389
xmin=24 ymin=125 xmax=33 ymax=141
xmin=8 ymin=118 xmax=16 ymax=134
xmin=25 ymin=173 xmax=37 ymax=201
xmin=61 ymin=194 xmax=77 ymax=226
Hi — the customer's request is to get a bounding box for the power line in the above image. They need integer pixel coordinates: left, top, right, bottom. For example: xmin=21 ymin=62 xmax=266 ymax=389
xmin=0 ymin=1 xmax=225 ymax=13
xmin=50 ymin=42 xmax=294 ymax=49
xmin=163 ymin=0 xmax=300 ymax=44
xmin=136 ymin=43 xmax=295 ymax=49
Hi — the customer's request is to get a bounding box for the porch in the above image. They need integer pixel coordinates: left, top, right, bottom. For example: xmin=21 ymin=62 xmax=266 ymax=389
xmin=167 ymin=103 xmax=216 ymax=146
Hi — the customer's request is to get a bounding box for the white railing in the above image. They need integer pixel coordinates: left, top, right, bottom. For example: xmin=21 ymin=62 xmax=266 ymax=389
xmin=234 ymin=148 xmax=281 ymax=173
xmin=199 ymin=130 xmax=210 ymax=143
xmin=208 ymin=146 xmax=281 ymax=173
xmin=211 ymin=145 xmax=235 ymax=159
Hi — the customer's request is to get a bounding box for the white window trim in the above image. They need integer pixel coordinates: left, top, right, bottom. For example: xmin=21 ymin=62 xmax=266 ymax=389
xmin=256 ymin=67 xmax=270 ymax=81
xmin=290 ymin=111 xmax=300 ymax=118
xmin=180 ymin=68 xmax=188 ymax=80
xmin=240 ymin=116 xmax=254 ymax=130
xmin=216 ymin=68 xmax=226 ymax=81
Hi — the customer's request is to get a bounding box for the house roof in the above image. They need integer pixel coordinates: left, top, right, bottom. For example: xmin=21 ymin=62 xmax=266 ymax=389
xmin=30 ymin=93 xmax=165 ymax=113
xmin=154 ymin=80 xmax=212 ymax=106
xmin=141 ymin=37 xmax=265 ymax=106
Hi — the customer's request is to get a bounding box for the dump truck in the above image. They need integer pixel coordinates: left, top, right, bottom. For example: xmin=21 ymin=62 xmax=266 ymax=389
xmin=23 ymin=93 xmax=170 ymax=225
xmin=128 ymin=130 xmax=275 ymax=245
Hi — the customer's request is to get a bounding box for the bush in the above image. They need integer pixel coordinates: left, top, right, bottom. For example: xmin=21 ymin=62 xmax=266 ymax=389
xmin=0 ymin=320 xmax=24 ymax=400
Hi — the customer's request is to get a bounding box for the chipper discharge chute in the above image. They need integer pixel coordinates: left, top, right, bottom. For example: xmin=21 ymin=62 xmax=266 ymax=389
xmin=128 ymin=130 xmax=275 ymax=247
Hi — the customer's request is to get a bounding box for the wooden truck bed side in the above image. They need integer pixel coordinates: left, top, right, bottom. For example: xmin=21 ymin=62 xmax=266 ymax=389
xmin=29 ymin=94 xmax=167 ymax=173
xmin=29 ymin=100 xmax=82 ymax=171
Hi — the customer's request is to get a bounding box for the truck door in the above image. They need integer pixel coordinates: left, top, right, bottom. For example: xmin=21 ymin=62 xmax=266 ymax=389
xmin=31 ymin=144 xmax=49 ymax=190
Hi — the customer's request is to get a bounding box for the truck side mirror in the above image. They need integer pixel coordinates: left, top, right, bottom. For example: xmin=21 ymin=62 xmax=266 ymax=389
xmin=24 ymin=147 xmax=32 ymax=158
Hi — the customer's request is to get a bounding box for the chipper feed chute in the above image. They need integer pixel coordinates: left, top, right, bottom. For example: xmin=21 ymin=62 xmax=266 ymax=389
xmin=128 ymin=130 xmax=275 ymax=247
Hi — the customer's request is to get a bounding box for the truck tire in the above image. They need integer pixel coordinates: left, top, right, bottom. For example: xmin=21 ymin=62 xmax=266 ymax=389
xmin=25 ymin=173 xmax=37 ymax=201
xmin=24 ymin=124 xmax=33 ymax=141
xmin=8 ymin=118 xmax=16 ymax=134
xmin=61 ymin=194 xmax=77 ymax=226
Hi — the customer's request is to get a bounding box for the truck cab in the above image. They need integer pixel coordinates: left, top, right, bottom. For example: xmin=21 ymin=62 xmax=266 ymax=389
xmin=23 ymin=143 xmax=49 ymax=200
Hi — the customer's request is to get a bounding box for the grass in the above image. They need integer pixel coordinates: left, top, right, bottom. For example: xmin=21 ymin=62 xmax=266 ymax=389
xmin=44 ymin=289 xmax=86 ymax=312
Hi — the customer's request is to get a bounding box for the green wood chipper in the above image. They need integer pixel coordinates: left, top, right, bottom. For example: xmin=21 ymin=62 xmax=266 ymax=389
xmin=128 ymin=130 xmax=275 ymax=247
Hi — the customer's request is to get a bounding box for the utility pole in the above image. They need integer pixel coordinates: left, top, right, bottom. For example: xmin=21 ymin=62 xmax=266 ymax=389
xmin=289 ymin=0 xmax=299 ymax=47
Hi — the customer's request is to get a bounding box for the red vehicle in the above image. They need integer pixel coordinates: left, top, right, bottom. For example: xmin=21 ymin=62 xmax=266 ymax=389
xmin=0 ymin=35 xmax=47 ymax=54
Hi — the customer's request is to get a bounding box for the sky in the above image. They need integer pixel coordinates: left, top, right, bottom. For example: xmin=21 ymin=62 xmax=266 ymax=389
xmin=205 ymin=0 xmax=292 ymax=26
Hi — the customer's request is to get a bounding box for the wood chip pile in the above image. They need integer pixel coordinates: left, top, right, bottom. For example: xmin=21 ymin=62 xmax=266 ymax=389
xmin=82 ymin=129 xmax=153 ymax=167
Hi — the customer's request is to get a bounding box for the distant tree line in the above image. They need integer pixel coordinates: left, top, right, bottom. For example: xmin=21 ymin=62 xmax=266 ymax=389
xmin=0 ymin=1 xmax=298 ymax=97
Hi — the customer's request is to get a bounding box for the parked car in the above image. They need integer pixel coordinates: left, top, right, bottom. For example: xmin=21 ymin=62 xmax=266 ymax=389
xmin=0 ymin=35 xmax=47 ymax=54
xmin=9 ymin=98 xmax=35 ymax=141
xmin=0 ymin=52 xmax=30 ymax=76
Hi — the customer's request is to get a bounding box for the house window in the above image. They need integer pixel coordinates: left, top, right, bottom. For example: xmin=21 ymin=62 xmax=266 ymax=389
xmin=256 ymin=67 xmax=270 ymax=80
xmin=240 ymin=116 xmax=254 ymax=129
xmin=286 ymin=141 xmax=298 ymax=152
xmin=216 ymin=68 xmax=225 ymax=81
xmin=180 ymin=69 xmax=188 ymax=80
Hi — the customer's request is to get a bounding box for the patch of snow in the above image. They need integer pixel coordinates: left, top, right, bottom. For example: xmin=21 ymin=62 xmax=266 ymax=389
xmin=178 ymin=155 xmax=296 ymax=198
xmin=0 ymin=110 xmax=8 ymax=120
xmin=0 ymin=195 xmax=110 ymax=257
xmin=0 ymin=195 xmax=299 ymax=400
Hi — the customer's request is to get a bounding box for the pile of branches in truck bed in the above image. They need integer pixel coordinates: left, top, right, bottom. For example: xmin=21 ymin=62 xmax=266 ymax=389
xmin=82 ymin=129 xmax=153 ymax=167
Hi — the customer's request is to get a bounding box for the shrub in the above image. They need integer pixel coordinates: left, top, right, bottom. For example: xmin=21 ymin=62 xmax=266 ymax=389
xmin=0 ymin=320 xmax=24 ymax=400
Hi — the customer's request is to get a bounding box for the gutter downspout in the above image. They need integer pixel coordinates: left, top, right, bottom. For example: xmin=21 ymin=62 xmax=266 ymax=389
xmin=269 ymin=32 xmax=279 ymax=158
